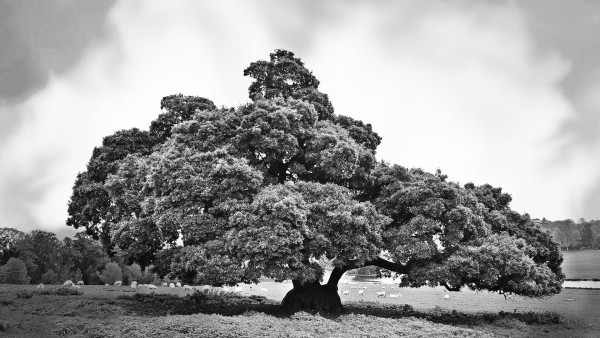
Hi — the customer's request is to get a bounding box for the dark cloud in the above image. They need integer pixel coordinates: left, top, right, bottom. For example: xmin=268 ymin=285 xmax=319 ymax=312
xmin=0 ymin=0 xmax=115 ymax=142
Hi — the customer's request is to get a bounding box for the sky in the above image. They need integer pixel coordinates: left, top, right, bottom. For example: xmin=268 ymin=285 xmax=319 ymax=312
xmin=0 ymin=0 xmax=599 ymax=238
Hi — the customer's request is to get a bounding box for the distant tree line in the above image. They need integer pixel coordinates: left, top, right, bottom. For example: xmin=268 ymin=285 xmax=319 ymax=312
xmin=538 ymin=218 xmax=600 ymax=250
xmin=0 ymin=228 xmax=162 ymax=285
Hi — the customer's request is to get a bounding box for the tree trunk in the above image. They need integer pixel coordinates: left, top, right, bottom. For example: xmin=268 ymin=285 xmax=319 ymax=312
xmin=281 ymin=280 xmax=342 ymax=313
xmin=281 ymin=267 xmax=349 ymax=313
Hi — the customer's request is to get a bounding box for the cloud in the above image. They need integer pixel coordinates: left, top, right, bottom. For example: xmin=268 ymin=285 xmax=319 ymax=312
xmin=0 ymin=0 xmax=115 ymax=144
xmin=0 ymin=0 xmax=597 ymax=235
xmin=311 ymin=1 xmax=577 ymax=218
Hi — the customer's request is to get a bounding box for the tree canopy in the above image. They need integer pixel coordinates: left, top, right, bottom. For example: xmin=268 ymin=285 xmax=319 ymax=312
xmin=67 ymin=49 xmax=564 ymax=312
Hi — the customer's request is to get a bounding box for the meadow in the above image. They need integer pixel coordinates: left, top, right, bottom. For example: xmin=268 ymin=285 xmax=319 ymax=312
xmin=0 ymin=250 xmax=598 ymax=337
xmin=562 ymin=249 xmax=600 ymax=280
xmin=0 ymin=281 xmax=598 ymax=337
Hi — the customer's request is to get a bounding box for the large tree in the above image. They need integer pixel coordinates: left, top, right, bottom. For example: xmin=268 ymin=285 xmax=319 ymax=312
xmin=68 ymin=49 xmax=564 ymax=312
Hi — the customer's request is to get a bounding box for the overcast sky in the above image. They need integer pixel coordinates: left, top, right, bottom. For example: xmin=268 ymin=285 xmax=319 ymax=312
xmin=1 ymin=0 xmax=599 ymax=238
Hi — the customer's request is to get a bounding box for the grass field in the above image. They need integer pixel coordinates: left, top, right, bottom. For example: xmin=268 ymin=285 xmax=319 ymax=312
xmin=0 ymin=250 xmax=597 ymax=337
xmin=562 ymin=249 xmax=600 ymax=280
xmin=1 ymin=282 xmax=598 ymax=337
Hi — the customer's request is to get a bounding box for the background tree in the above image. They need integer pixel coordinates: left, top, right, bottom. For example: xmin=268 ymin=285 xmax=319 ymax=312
xmin=16 ymin=230 xmax=63 ymax=284
xmin=0 ymin=257 xmax=30 ymax=284
xmin=72 ymin=232 xmax=110 ymax=285
xmin=580 ymin=223 xmax=595 ymax=249
xmin=97 ymin=262 xmax=123 ymax=285
xmin=40 ymin=270 xmax=59 ymax=284
xmin=69 ymin=49 xmax=565 ymax=312
xmin=125 ymin=263 xmax=142 ymax=283
xmin=553 ymin=220 xmax=580 ymax=250
xmin=0 ymin=227 xmax=26 ymax=265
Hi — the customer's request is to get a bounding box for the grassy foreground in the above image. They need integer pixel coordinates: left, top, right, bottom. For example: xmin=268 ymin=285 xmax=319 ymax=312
xmin=1 ymin=284 xmax=598 ymax=338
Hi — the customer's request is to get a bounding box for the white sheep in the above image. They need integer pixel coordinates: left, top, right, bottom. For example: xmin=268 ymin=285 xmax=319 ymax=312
xmin=37 ymin=283 xmax=44 ymax=289
xmin=389 ymin=294 xmax=400 ymax=298
xmin=183 ymin=285 xmax=193 ymax=291
xmin=376 ymin=291 xmax=387 ymax=298
xmin=169 ymin=283 xmax=175 ymax=288
xmin=358 ymin=290 xmax=364 ymax=295
xmin=130 ymin=281 xmax=137 ymax=289
xmin=342 ymin=290 xmax=350 ymax=295
xmin=176 ymin=282 xmax=182 ymax=288
xmin=162 ymin=282 xmax=168 ymax=287
xmin=147 ymin=284 xmax=158 ymax=289
xmin=76 ymin=281 xmax=84 ymax=286
xmin=444 ymin=293 xmax=449 ymax=300
xmin=114 ymin=281 xmax=122 ymax=286
xmin=63 ymin=280 xmax=74 ymax=287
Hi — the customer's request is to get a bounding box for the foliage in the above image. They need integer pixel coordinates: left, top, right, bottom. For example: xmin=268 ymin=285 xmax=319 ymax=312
xmin=0 ymin=228 xmax=26 ymax=265
xmin=40 ymin=270 xmax=59 ymax=284
xmin=0 ymin=258 xmax=30 ymax=284
xmin=14 ymin=230 xmax=62 ymax=284
xmin=32 ymin=287 xmax=84 ymax=296
xmin=53 ymin=287 xmax=84 ymax=296
xmin=540 ymin=218 xmax=600 ymax=250
xmin=552 ymin=219 xmax=581 ymax=250
xmin=124 ymin=263 xmax=142 ymax=284
xmin=116 ymin=291 xmax=278 ymax=317
xmin=139 ymin=265 xmax=159 ymax=284
xmin=67 ymin=49 xmax=565 ymax=309
xmin=580 ymin=223 xmax=594 ymax=248
xmin=15 ymin=289 xmax=33 ymax=299
xmin=97 ymin=262 xmax=122 ymax=285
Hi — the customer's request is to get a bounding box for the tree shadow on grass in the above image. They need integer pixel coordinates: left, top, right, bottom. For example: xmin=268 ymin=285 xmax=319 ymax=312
xmin=115 ymin=291 xmax=567 ymax=329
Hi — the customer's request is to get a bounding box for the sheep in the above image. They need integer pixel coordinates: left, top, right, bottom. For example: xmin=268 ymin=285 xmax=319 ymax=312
xmin=76 ymin=281 xmax=84 ymax=286
xmin=376 ymin=291 xmax=387 ymax=298
xmin=389 ymin=294 xmax=400 ymax=298
xmin=169 ymin=283 xmax=175 ymax=288
xmin=105 ymin=284 xmax=109 ymax=286
xmin=114 ymin=281 xmax=122 ymax=286
xmin=162 ymin=282 xmax=168 ymax=287
xmin=176 ymin=282 xmax=182 ymax=288
xmin=444 ymin=293 xmax=449 ymax=300
xmin=130 ymin=281 xmax=138 ymax=289
xmin=358 ymin=290 xmax=364 ymax=296
xmin=63 ymin=280 xmax=74 ymax=287
xmin=147 ymin=284 xmax=157 ymax=289
xmin=183 ymin=285 xmax=194 ymax=291
xmin=342 ymin=290 xmax=350 ymax=295
xmin=37 ymin=283 xmax=44 ymax=289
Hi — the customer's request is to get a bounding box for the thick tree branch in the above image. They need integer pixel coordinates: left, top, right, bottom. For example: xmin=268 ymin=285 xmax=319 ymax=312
xmin=366 ymin=256 xmax=410 ymax=275
xmin=325 ymin=256 xmax=410 ymax=288
xmin=441 ymin=282 xmax=462 ymax=292
xmin=326 ymin=266 xmax=349 ymax=288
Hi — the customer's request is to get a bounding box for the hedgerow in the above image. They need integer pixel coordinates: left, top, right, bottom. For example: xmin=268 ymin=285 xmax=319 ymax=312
xmin=116 ymin=290 xmax=280 ymax=316
xmin=33 ymin=287 xmax=83 ymax=296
